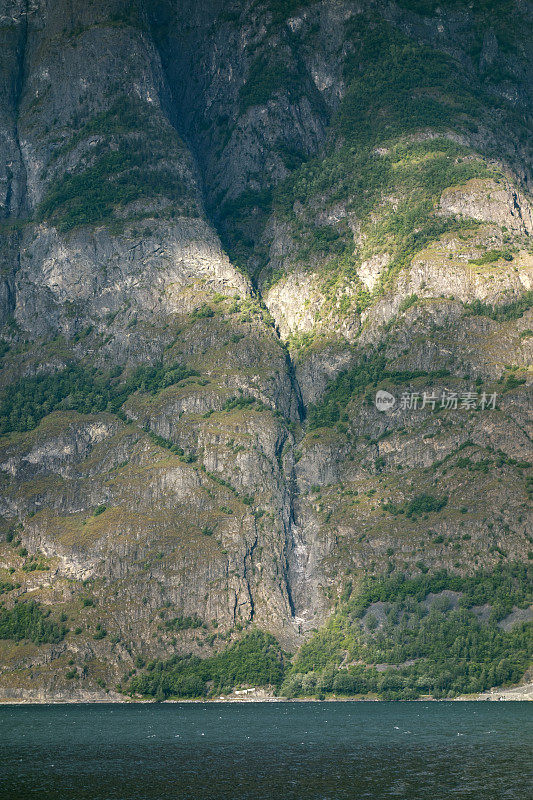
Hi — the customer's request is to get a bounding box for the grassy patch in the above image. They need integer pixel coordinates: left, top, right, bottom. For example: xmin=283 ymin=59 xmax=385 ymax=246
xmin=162 ymin=615 xmax=205 ymax=632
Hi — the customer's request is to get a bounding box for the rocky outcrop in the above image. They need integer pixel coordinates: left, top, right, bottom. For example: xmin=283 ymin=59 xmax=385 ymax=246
xmin=439 ymin=179 xmax=533 ymax=235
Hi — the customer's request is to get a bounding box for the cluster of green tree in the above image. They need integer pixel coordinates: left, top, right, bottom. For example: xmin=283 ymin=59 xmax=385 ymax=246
xmin=222 ymin=395 xmax=266 ymax=412
xmin=338 ymin=17 xmax=476 ymax=149
xmin=0 ymin=362 xmax=197 ymax=435
xmin=21 ymin=559 xmax=49 ymax=573
xmin=57 ymin=96 xmax=174 ymax=157
xmin=455 ymin=452 xmax=530 ymax=475
xmin=343 ymin=564 xmax=531 ymax=618
xmin=502 ymin=373 xmax=527 ymax=391
xmin=283 ymin=564 xmax=532 ymax=699
xmin=307 ymin=353 xmax=449 ymax=429
xmin=129 ymin=631 xmax=285 ymax=700
xmin=382 ymin=493 xmax=448 ymax=519
xmin=395 ymin=0 xmax=519 ymax=53
xmin=455 ymin=450 xmax=532 ymax=472
xmin=39 ymin=139 xmax=189 ymax=232
xmin=124 ymin=364 xmax=198 ymax=396
xmin=464 ymin=291 xmax=533 ymax=322
xmin=455 ymin=455 xmax=489 ymax=474
xmin=282 ymin=615 xmax=531 ymax=700
xmin=92 ymin=624 xmax=107 ymax=640
xmin=0 ymin=581 xmax=16 ymax=595
xmin=240 ymin=53 xmax=298 ymax=112
xmin=40 ymin=93 xmax=195 ymax=233
xmin=129 ymin=566 xmax=530 ymax=701
xmin=0 ymin=600 xmax=68 ymax=645
xmin=469 ymin=248 xmax=514 ymax=265
xmin=145 ymin=431 xmax=197 ymax=463
xmin=191 ymin=304 xmax=215 ymax=319
xmin=239 ymin=48 xmax=324 ymax=114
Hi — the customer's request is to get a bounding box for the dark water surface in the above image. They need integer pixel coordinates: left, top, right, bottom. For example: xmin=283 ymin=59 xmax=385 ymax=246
xmin=0 ymin=702 xmax=531 ymax=800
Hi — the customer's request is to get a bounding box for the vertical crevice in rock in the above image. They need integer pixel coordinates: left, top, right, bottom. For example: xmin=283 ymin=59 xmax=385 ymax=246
xmin=12 ymin=0 xmax=29 ymax=219
xmin=0 ymin=1 xmax=29 ymax=326
xmin=243 ymin=527 xmax=258 ymax=622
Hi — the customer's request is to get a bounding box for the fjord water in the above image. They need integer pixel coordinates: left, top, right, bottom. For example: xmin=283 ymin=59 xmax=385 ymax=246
xmin=0 ymin=702 xmax=531 ymax=800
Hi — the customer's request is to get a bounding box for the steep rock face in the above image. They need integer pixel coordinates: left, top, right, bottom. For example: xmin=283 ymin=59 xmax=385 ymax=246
xmin=3 ymin=0 xmax=252 ymax=347
xmin=0 ymin=0 xmax=531 ymax=695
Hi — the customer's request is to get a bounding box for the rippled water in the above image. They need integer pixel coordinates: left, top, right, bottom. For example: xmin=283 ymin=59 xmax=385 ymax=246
xmin=0 ymin=702 xmax=531 ymax=799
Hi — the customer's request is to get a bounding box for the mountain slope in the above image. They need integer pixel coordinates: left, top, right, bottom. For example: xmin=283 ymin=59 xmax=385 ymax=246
xmin=0 ymin=0 xmax=531 ymax=700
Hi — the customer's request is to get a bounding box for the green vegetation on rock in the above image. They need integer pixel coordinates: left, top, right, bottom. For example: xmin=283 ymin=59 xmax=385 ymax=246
xmin=264 ymin=11 xmax=518 ymax=301
xmin=0 ymin=363 xmax=197 ymax=435
xmin=307 ymin=353 xmax=449 ymax=429
xmin=283 ymin=564 xmax=533 ymax=699
xmin=39 ymin=97 xmax=195 ymax=232
xmin=464 ymin=291 xmax=533 ymax=322
xmin=0 ymin=601 xmax=68 ymax=645
xmin=129 ymin=630 xmax=285 ymax=699
xmin=39 ymin=142 xmax=188 ymax=232
xmin=127 ymin=565 xmax=531 ymax=701
xmin=383 ymin=493 xmax=449 ymax=519
xmin=163 ymin=615 xmax=205 ymax=632
xmin=239 ymin=54 xmax=305 ymax=113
